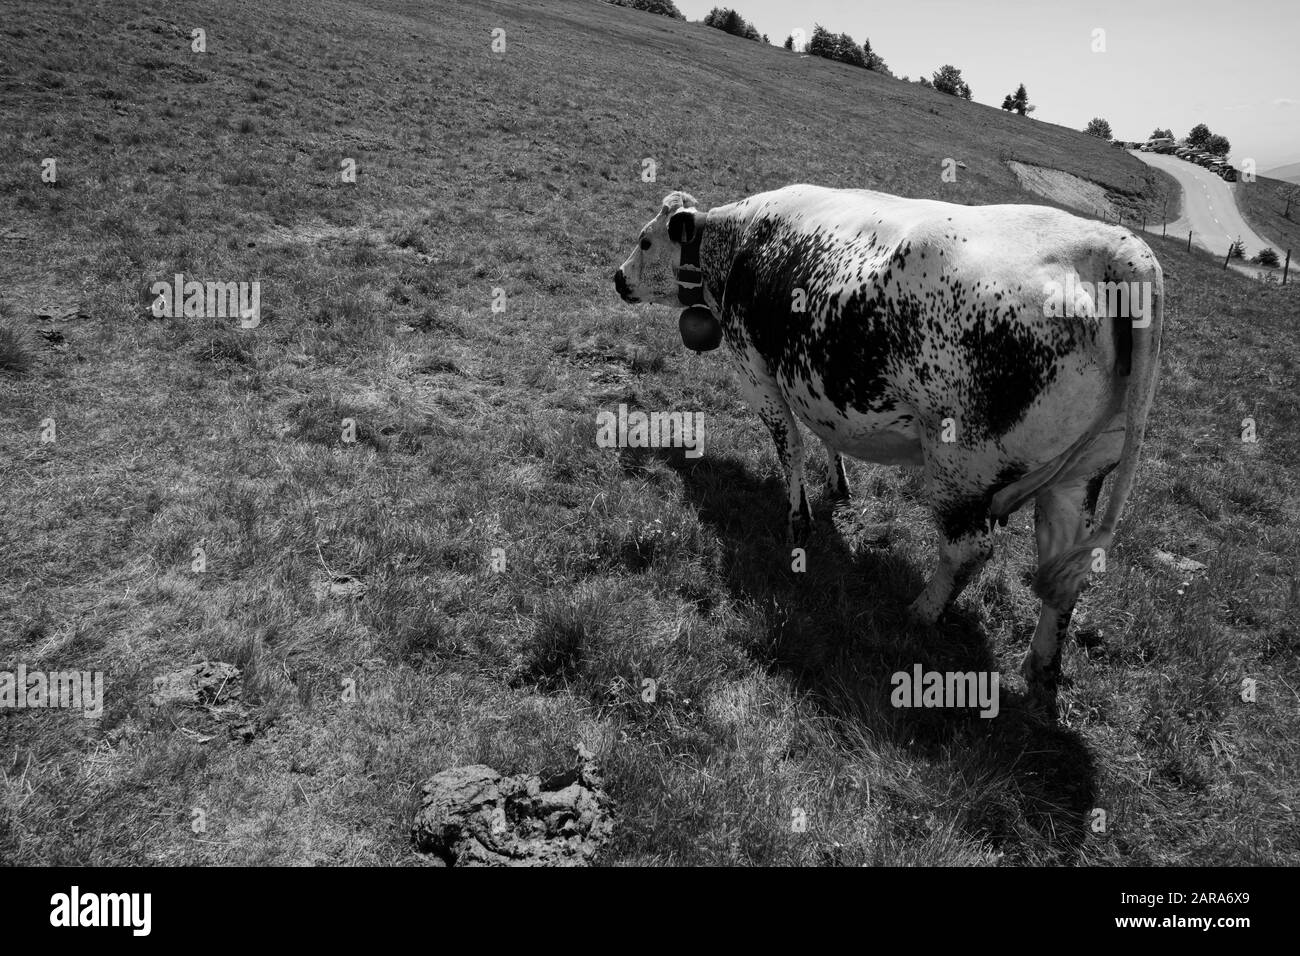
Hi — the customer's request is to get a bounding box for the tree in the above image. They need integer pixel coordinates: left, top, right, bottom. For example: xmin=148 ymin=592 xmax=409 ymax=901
xmin=1251 ymin=247 xmax=1281 ymax=267
xmin=607 ymin=0 xmax=685 ymax=18
xmin=1206 ymin=133 xmax=1231 ymax=156
xmin=1012 ymin=83 xmax=1029 ymax=115
xmin=918 ymin=75 xmax=932 ymax=88
xmin=807 ymin=24 xmax=838 ymax=59
xmin=1002 ymin=84 xmax=1030 ymax=114
xmin=1187 ymin=123 xmax=1212 ymax=147
xmin=863 ymin=44 xmax=892 ymax=75
xmin=783 ymin=34 xmax=794 ymax=50
xmin=806 ymin=24 xmax=876 ymax=69
xmin=861 ymin=39 xmax=877 ymax=69
xmin=931 ymin=65 xmax=971 ymax=100
xmin=837 ymin=32 xmax=866 ymax=67
xmin=1084 ymin=117 xmax=1113 ymax=140
xmin=703 ymin=7 xmax=760 ymax=41
xmin=1150 ymin=127 xmax=1173 ymax=140
xmin=761 ymin=33 xmax=769 ymax=44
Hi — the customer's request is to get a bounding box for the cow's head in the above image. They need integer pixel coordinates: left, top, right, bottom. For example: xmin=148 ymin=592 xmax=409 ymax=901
xmin=613 ymin=191 xmax=702 ymax=305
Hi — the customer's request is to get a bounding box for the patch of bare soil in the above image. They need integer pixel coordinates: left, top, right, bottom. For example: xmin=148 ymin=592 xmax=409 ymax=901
xmin=1006 ymin=160 xmax=1141 ymax=221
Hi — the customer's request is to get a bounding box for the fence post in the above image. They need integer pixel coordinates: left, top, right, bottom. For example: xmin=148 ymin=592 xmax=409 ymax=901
xmin=1187 ymin=230 xmax=1192 ymax=252
xmin=1223 ymin=246 xmax=1231 ymax=269
xmin=1284 ymin=249 xmax=1291 ymax=285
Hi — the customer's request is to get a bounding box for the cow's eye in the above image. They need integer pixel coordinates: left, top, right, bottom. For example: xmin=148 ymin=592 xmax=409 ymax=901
xmin=640 ymin=238 xmax=651 ymax=251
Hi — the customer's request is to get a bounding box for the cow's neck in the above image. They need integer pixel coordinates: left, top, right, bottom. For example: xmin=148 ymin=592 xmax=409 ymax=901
xmin=698 ymin=207 xmax=746 ymax=313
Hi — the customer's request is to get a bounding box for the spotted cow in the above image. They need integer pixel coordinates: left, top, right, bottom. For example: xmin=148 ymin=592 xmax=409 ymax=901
xmin=614 ymin=186 xmax=1163 ymax=696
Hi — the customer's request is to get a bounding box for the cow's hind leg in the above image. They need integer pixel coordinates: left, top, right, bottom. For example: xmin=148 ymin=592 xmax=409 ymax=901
xmin=734 ymin=361 xmax=810 ymax=541
xmin=1023 ymin=481 xmax=1092 ymax=700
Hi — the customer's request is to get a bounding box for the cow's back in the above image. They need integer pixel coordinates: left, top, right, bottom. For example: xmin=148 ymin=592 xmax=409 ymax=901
xmin=717 ymin=185 xmax=1143 ymax=466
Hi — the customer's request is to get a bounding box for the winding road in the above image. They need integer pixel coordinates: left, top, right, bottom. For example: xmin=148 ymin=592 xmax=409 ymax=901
xmin=1130 ymin=150 xmax=1281 ymax=263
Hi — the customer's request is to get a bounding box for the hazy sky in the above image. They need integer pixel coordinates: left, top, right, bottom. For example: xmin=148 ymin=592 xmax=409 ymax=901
xmin=673 ymin=0 xmax=1299 ymax=170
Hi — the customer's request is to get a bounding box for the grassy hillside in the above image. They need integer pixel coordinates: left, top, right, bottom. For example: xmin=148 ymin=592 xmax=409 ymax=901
xmin=1236 ymin=175 xmax=1300 ymax=265
xmin=1260 ymin=162 xmax=1300 ymax=185
xmin=1 ymin=0 xmax=1296 ymax=866
xmin=1144 ymin=164 xmax=1186 ymax=224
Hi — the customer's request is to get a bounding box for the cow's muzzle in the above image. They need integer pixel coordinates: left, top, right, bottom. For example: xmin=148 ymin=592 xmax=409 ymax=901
xmin=613 ymin=269 xmax=638 ymax=303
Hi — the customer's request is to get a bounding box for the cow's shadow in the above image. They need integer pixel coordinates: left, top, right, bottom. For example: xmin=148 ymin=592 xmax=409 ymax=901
xmin=660 ymin=447 xmax=1098 ymax=859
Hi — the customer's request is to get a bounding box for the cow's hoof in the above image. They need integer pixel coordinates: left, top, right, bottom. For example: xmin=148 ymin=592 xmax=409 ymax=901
xmin=906 ymin=595 xmax=942 ymax=626
xmin=1020 ymin=653 xmax=1060 ymax=710
xmin=787 ymin=513 xmax=813 ymax=546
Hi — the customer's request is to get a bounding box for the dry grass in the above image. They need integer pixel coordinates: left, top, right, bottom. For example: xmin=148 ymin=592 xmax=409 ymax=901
xmin=0 ymin=0 xmax=1296 ymax=866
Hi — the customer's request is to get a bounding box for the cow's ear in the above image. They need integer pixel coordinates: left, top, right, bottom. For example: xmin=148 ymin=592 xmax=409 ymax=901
xmin=668 ymin=209 xmax=697 ymax=244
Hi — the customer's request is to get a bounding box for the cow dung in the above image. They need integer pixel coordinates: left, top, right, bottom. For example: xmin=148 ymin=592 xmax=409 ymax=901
xmin=148 ymin=661 xmax=242 ymax=708
xmin=412 ymin=751 xmax=614 ymax=867
xmin=147 ymin=661 xmax=260 ymax=741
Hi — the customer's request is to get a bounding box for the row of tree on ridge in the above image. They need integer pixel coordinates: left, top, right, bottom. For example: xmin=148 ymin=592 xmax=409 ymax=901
xmin=607 ymin=1 xmax=1234 ymax=151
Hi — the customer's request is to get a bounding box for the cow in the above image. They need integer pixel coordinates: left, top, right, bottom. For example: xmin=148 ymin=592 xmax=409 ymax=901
xmin=614 ymin=185 xmax=1163 ymax=699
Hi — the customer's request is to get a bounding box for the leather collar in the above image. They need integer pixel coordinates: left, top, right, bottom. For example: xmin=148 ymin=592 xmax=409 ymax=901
xmin=676 ymin=229 xmax=705 ymax=307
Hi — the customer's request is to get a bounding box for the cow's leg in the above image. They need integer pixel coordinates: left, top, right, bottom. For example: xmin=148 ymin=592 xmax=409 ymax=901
xmin=1022 ymin=480 xmax=1091 ymax=698
xmin=734 ymin=362 xmax=810 ymax=541
xmin=908 ymin=445 xmax=994 ymax=623
xmin=909 ymin=522 xmax=993 ymax=624
xmin=826 ymin=446 xmax=851 ymax=501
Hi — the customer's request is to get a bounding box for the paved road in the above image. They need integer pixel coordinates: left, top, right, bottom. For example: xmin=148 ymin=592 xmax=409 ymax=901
xmin=1130 ymin=150 xmax=1281 ymax=262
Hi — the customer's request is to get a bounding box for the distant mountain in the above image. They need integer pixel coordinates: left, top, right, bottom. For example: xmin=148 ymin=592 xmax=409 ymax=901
xmin=1261 ymin=161 xmax=1300 ymax=184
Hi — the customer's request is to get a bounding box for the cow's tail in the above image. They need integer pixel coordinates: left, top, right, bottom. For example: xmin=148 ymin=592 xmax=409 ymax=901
xmin=1034 ymin=240 xmax=1163 ymax=609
